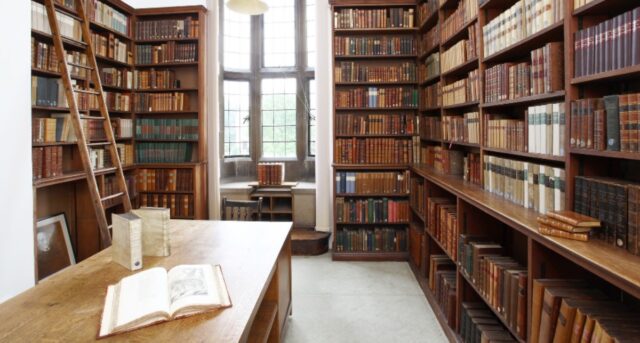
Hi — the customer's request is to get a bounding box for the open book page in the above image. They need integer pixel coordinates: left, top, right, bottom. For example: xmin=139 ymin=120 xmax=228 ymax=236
xmin=113 ymin=267 xmax=171 ymax=331
xmin=168 ymin=264 xmax=231 ymax=317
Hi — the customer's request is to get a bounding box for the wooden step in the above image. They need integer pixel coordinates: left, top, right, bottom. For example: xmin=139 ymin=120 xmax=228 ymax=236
xmin=291 ymin=228 xmax=330 ymax=256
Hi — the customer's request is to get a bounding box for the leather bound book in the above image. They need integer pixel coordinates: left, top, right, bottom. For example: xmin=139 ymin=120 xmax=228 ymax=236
xmin=530 ymin=279 xmax=588 ymax=343
xmin=516 ymin=272 xmax=527 ymax=339
xmin=539 ymin=224 xmax=590 ymax=241
xmin=545 ymin=210 xmax=600 ymax=227
xmin=614 ymin=182 xmax=628 ymax=249
xmin=538 ymin=287 xmax=605 ymax=343
xmin=594 ymin=108 xmax=606 ymax=151
xmin=574 ymin=31 xmax=582 ymax=78
xmin=631 ymin=93 xmax=640 ymax=152
xmin=547 ymin=42 xmax=564 ymax=93
xmin=586 ymin=99 xmax=595 ymax=149
xmin=620 ymin=94 xmax=630 ymax=152
xmin=629 ymin=185 xmax=640 ymax=255
xmin=570 ymin=101 xmax=578 ymax=148
xmin=537 ymin=216 xmax=594 ymax=233
xmin=604 ymin=95 xmax=621 ymax=151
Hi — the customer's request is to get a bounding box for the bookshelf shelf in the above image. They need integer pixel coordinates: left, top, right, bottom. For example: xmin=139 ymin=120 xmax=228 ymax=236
xmin=419 ymin=73 xmax=441 ymax=86
xmin=569 ymin=148 xmax=640 ymax=161
xmin=572 ymin=0 xmax=636 ymax=16
xmin=442 ymin=140 xmax=480 ymax=149
xmin=335 ymin=107 xmax=418 ymax=111
xmin=134 ymin=139 xmax=199 ymax=143
xmin=333 ymin=164 xmax=410 ymax=170
xmin=442 ymin=101 xmax=479 ymax=110
xmin=482 ymin=20 xmax=564 ymax=64
xmin=335 ymin=81 xmax=417 ymax=86
xmin=482 ymin=147 xmax=566 ymax=163
xmin=32 ymin=105 xmax=76 ymax=112
xmin=89 ymin=21 xmax=131 ymax=41
xmin=478 ymin=0 xmax=519 ymax=10
xmin=458 ymin=270 xmax=526 ymax=343
xmin=95 ymin=55 xmax=132 ymax=68
xmin=441 ymin=57 xmax=479 ymax=78
xmin=425 ymin=228 xmax=456 ymax=262
xmin=101 ymin=84 xmax=132 ymax=92
xmin=31 ymin=68 xmax=87 ymax=81
xmin=411 ymin=164 xmax=640 ymax=299
xmin=335 ymin=133 xmax=415 ymax=138
xmin=439 ymin=0 xmax=459 ymax=10
xmin=135 ymin=37 xmax=199 ymax=43
xmin=333 ymin=27 xmax=417 ymax=34
xmin=135 ymin=110 xmax=200 ymax=115
xmin=336 ymin=221 xmax=410 ymax=225
xmin=421 ymin=106 xmax=442 ymax=112
xmin=335 ymin=54 xmax=418 ymax=60
xmin=137 ymin=190 xmax=194 ymax=194
xmin=134 ymin=88 xmax=199 ymax=93
xmin=135 ymin=62 xmax=199 ymax=68
xmin=419 ymin=44 xmax=440 ymax=60
xmin=419 ymin=11 xmax=439 ymax=32
xmin=336 ymin=193 xmax=410 ymax=197
xmin=480 ymin=91 xmax=565 ymax=108
xmin=332 ymin=251 xmax=409 ymax=261
xmin=440 ymin=16 xmax=477 ymax=49
xmin=570 ymin=64 xmax=640 ymax=85
xmin=410 ymin=205 xmax=426 ymax=222
xmin=31 ymin=29 xmax=87 ymax=50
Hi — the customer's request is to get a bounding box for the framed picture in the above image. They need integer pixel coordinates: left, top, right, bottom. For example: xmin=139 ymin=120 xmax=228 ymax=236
xmin=36 ymin=213 xmax=75 ymax=280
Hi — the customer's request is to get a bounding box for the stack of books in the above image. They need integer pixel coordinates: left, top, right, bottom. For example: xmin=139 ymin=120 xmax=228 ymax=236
xmin=537 ymin=210 xmax=601 ymax=241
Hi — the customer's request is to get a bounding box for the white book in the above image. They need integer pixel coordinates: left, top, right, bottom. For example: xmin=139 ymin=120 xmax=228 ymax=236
xmin=553 ymin=167 xmax=562 ymax=211
xmin=523 ymin=162 xmax=530 ymax=208
xmin=112 ymin=212 xmax=143 ymax=271
xmin=559 ymin=103 xmax=565 ymax=156
xmin=552 ymin=103 xmax=560 ymax=156
xmin=133 ymin=207 xmax=171 ymax=257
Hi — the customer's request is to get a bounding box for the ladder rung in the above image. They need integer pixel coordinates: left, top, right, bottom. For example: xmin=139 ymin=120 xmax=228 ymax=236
xmin=74 ymin=89 xmax=100 ymax=95
xmin=87 ymin=141 xmax=112 ymax=147
xmin=79 ymin=115 xmax=105 ymax=120
xmin=101 ymin=192 xmax=125 ymax=203
xmin=67 ymin=62 xmax=93 ymax=70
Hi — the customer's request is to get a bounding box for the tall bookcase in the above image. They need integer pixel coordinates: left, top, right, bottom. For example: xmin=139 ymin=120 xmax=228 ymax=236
xmin=31 ymin=0 xmax=207 ymax=281
xmin=331 ymin=0 xmax=418 ymax=261
xmin=409 ymin=0 xmax=640 ymax=342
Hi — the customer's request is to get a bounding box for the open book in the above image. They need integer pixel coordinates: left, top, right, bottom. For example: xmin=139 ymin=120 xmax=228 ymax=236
xmin=99 ymin=264 xmax=232 ymax=338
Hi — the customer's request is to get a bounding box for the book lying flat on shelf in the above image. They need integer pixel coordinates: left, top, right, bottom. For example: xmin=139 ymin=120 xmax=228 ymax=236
xmin=98 ymin=264 xmax=232 ymax=338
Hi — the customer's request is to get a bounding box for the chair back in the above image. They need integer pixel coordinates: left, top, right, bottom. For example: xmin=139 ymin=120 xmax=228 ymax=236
xmin=221 ymin=197 xmax=262 ymax=221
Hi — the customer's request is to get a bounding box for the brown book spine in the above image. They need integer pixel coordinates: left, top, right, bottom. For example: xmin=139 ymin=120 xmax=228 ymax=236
xmin=539 ymin=225 xmax=590 ymax=241
xmin=517 ymin=273 xmax=527 ymax=339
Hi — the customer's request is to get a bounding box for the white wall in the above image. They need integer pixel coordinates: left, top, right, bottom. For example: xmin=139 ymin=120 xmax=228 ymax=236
xmin=0 ymin=0 xmax=35 ymax=302
xmin=124 ymin=0 xmax=207 ymax=8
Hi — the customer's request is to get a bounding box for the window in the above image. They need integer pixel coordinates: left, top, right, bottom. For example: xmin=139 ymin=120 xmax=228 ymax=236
xmin=221 ymin=0 xmax=316 ymax=162
xmin=223 ymin=81 xmax=250 ymax=157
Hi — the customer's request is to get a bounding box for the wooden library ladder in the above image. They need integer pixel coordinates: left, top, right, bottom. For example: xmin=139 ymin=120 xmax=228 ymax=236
xmin=44 ymin=0 xmax=132 ymax=248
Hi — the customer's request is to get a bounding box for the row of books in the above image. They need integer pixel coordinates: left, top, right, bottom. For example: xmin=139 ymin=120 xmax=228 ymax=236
xmin=136 ymin=118 xmax=199 ymax=140
xmin=421 ymin=82 xmax=441 ymax=109
xmin=442 ymin=112 xmax=480 ymax=144
xmin=135 ymin=142 xmax=193 ymax=163
xmin=133 ymin=69 xmax=181 ymax=90
xmin=115 ymin=143 xmax=134 ymax=166
xmin=133 ymin=92 xmax=190 ymax=112
xmin=91 ymin=32 xmax=132 ymax=64
xmin=482 ymin=0 xmax=564 ymax=57
xmin=530 ymin=279 xmax=639 ymax=343
xmin=31 ymin=76 xmax=68 ymax=108
xmin=574 ymin=176 xmax=640 ymax=254
xmin=335 ymin=171 xmax=410 ymax=194
xmin=334 ymin=228 xmax=408 ymax=253
xmin=464 ymin=153 xmax=482 ymax=186
xmin=419 ymin=25 xmax=439 ymax=58
xmin=410 ymin=178 xmax=425 ymax=218
xmin=484 ymin=42 xmax=563 ymax=103
xmin=333 ymin=36 xmax=416 ymax=56
xmin=573 ymin=0 xmax=596 ymax=10
xmin=484 ymin=116 xmax=526 ymax=152
xmin=527 ymin=102 xmax=566 ymax=157
xmin=54 ymin=0 xmax=75 ymax=10
xmin=32 ymin=116 xmax=133 ymax=143
xmin=103 ymin=91 xmax=131 ymax=111
xmin=417 ymin=0 xmax=437 ymax=26
xmin=460 ymin=302 xmax=517 ymax=343
xmin=421 ymin=52 xmax=440 ymax=81
xmin=333 ymin=8 xmax=415 ymax=29
xmin=335 ymin=198 xmax=409 ymax=224
xmin=87 ymin=0 xmax=129 ymax=36
xmin=420 ymin=116 xmax=442 ymax=141
xmin=135 ymin=42 xmax=198 ymax=64
xmin=335 ymin=113 xmax=416 ymax=136
xmin=427 ymin=197 xmax=458 ymax=260
xmin=335 ymin=87 xmax=418 ymax=108
xmin=32 ymin=146 xmax=63 ymax=180
xmin=334 ymin=62 xmax=416 ymax=83
xmin=483 ymin=155 xmax=566 ymax=214
xmin=440 ymin=24 xmax=479 ymax=74
xmin=571 ymin=94 xmax=640 ymax=153
xmin=335 ymin=138 xmax=412 ymax=164
xmin=442 ymin=69 xmax=479 ymax=106
xmin=135 ymin=168 xmax=194 ymax=192
xmin=430 ymin=255 xmax=457 ymax=327
xmin=100 ymin=67 xmax=133 ymax=89
xmin=89 ymin=147 xmax=112 ymax=170
xmin=138 ymin=193 xmax=194 ymax=218
xmin=135 ymin=18 xmax=200 ymax=40
xmin=102 ymin=175 xmax=135 ymax=208
xmin=458 ymin=237 xmax=527 ymax=339
xmin=31 ymin=2 xmax=83 ymax=43
xmin=422 ymin=146 xmax=464 ymax=176
xmin=32 ymin=39 xmax=88 ymax=78
xmin=574 ymin=6 xmax=640 ymax=78
xmin=257 ymin=163 xmax=284 ymax=186
xmin=440 ymin=0 xmax=477 ymax=43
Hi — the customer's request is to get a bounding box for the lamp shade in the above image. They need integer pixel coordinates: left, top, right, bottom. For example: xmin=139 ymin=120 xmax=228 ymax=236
xmin=226 ymin=0 xmax=269 ymax=15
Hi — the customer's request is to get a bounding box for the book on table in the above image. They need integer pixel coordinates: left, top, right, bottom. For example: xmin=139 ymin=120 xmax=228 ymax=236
xmin=99 ymin=264 xmax=232 ymax=338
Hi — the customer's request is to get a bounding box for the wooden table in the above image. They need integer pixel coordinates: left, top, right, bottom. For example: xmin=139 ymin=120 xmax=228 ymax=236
xmin=0 ymin=220 xmax=292 ymax=342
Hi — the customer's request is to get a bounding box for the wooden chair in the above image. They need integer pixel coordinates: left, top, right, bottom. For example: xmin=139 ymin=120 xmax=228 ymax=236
xmin=221 ymin=197 xmax=263 ymax=221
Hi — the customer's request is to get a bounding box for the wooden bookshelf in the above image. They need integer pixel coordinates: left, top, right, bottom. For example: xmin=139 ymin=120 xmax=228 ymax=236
xmin=31 ymin=0 xmax=208 ymax=280
xmin=331 ymin=0 xmax=418 ymax=261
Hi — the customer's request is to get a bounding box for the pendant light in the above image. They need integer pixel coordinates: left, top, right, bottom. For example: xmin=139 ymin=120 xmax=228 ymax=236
xmin=226 ymin=0 xmax=269 ymax=15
